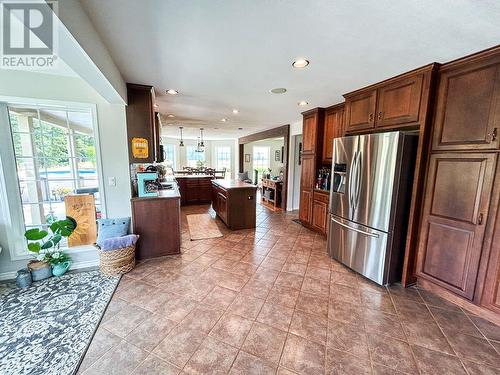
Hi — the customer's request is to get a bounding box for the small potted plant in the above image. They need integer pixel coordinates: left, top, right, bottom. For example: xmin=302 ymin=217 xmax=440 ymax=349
xmin=25 ymin=217 xmax=77 ymax=280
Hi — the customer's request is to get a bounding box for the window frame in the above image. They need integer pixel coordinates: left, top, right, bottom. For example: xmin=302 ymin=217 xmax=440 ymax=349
xmin=0 ymin=97 xmax=106 ymax=260
xmin=215 ymin=145 xmax=231 ymax=172
xmin=186 ymin=145 xmax=205 ymax=167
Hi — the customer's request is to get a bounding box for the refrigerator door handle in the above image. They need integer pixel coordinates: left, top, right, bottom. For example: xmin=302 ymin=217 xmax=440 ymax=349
xmin=348 ymin=151 xmax=357 ymax=211
xmin=331 ymin=216 xmax=379 ymax=238
xmin=354 ymin=151 xmax=362 ymax=209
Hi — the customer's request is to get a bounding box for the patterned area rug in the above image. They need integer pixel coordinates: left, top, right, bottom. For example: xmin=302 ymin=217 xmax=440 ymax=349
xmin=0 ymin=270 xmax=120 ymax=375
xmin=187 ymin=213 xmax=223 ymax=240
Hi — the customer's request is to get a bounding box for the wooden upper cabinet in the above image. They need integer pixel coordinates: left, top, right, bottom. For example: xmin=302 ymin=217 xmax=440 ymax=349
xmin=376 ymin=74 xmax=423 ymax=128
xmin=344 ymin=65 xmax=435 ymax=134
xmin=416 ymin=153 xmax=497 ymax=300
xmin=323 ymin=104 xmax=344 ymax=164
xmin=126 ymin=83 xmax=157 ymax=163
xmin=344 ymin=89 xmax=376 ymax=132
xmin=432 ymin=59 xmax=500 ymax=151
xmin=302 ymin=109 xmax=324 ymax=154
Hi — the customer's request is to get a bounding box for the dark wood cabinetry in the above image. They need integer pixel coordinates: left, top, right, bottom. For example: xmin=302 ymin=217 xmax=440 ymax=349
xmin=302 ymin=110 xmax=324 ymax=154
xmin=176 ymin=176 xmax=213 ymax=206
xmin=344 ymin=67 xmax=433 ymax=133
xmin=126 ymin=83 xmax=162 ymax=164
xmin=431 ymin=56 xmax=500 ymax=151
xmin=415 ymin=48 xmax=500 ymax=321
xmin=416 ymin=153 xmax=497 ymax=299
xmin=344 ymin=89 xmax=376 ymax=132
xmin=131 ymin=190 xmax=181 ymax=260
xmin=211 ymin=180 xmax=257 ymax=230
xmin=323 ymin=104 xmax=344 ymax=164
xmin=299 ymin=106 xmax=343 ymax=235
xmin=312 ymin=190 xmax=329 ymax=234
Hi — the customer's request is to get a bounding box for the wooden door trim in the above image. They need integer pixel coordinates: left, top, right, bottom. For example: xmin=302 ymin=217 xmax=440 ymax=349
xmin=238 ymin=124 xmax=290 ymax=211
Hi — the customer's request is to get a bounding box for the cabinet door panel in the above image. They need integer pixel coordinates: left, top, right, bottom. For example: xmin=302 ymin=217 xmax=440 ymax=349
xmin=345 ymin=90 xmax=377 ymax=132
xmin=299 ymin=189 xmax=313 ymax=223
xmin=323 ymin=106 xmax=344 ymax=163
xmin=302 ymin=114 xmax=318 ymax=154
xmin=312 ymin=200 xmax=328 ymax=233
xmin=432 ymin=63 xmax=500 ymax=150
xmin=376 ymin=74 xmax=423 ymax=127
xmin=417 ymin=153 xmax=497 ymax=300
xmin=300 ymin=154 xmax=315 ymax=190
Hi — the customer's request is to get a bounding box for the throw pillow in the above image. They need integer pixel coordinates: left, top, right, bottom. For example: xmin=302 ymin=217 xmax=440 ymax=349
xmin=238 ymin=171 xmax=249 ymax=181
xmin=96 ymin=217 xmax=130 ymax=246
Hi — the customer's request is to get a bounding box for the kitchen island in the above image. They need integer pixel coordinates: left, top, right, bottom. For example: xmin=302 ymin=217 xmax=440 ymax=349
xmin=175 ymin=175 xmax=213 ymax=205
xmin=212 ymin=179 xmax=257 ymax=230
xmin=131 ymin=185 xmax=181 ymax=259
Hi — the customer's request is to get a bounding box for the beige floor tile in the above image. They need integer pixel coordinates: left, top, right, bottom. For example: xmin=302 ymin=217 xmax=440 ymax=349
xmin=242 ymin=321 xmax=287 ymax=366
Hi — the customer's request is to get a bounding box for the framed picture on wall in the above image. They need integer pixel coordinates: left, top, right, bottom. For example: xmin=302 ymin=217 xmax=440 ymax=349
xmin=275 ymin=150 xmax=280 ymax=161
xmin=244 ymin=154 xmax=251 ymax=162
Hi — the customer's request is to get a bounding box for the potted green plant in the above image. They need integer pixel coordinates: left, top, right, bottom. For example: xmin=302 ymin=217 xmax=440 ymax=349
xmin=25 ymin=217 xmax=77 ymax=280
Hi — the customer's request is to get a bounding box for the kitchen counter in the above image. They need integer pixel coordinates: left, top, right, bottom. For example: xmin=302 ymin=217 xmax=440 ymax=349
xmin=130 ymin=185 xmax=181 ymax=201
xmin=174 ymin=174 xmax=213 ymax=179
xmin=212 ymin=180 xmax=257 ymax=229
xmin=212 ymin=179 xmax=257 ymax=190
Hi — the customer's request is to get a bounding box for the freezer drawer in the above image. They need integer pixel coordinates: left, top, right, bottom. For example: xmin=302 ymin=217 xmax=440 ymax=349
xmin=328 ymin=214 xmax=389 ymax=285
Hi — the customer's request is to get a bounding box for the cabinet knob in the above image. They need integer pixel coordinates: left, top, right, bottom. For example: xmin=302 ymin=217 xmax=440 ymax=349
xmin=488 ymin=127 xmax=497 ymax=143
xmin=478 ymin=213 xmax=484 ymax=225
xmin=368 ymin=113 xmax=374 ymax=122
xmin=378 ymin=112 xmax=383 ymax=120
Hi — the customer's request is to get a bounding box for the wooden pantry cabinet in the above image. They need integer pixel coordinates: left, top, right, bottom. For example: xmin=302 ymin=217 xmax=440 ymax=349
xmin=344 ymin=66 xmax=432 ymax=133
xmin=416 ymin=153 xmax=497 ymax=300
xmin=298 ymin=106 xmax=344 ymax=235
xmin=416 ymin=47 xmax=500 ymax=319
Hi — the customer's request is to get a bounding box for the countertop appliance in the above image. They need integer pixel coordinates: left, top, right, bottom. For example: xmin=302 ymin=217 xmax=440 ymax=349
xmin=137 ymin=171 xmax=159 ymax=197
xmin=328 ymin=131 xmax=417 ymax=285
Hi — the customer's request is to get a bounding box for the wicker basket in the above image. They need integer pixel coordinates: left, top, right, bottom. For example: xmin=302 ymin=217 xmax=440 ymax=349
xmin=98 ymin=245 xmax=136 ymax=276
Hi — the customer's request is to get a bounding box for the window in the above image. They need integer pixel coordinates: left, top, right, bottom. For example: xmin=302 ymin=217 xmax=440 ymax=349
xmin=186 ymin=145 xmax=205 ymax=168
xmin=253 ymin=146 xmax=270 ymax=180
xmin=215 ymin=146 xmax=231 ymax=172
xmin=8 ymin=105 xmax=101 ymax=248
xmin=163 ymin=143 xmax=176 ymax=169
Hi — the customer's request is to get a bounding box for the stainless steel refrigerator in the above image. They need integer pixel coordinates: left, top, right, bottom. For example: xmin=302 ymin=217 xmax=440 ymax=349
xmin=328 ymin=131 xmax=417 ymax=285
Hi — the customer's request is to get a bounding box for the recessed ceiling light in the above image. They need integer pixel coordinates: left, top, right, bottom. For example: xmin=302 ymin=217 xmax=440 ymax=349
xmin=292 ymin=58 xmax=309 ymax=68
xmin=167 ymin=114 xmax=175 ymax=118
xmin=270 ymin=88 xmax=287 ymax=94
xmin=298 ymin=100 xmax=309 ymax=106
xmin=221 ymin=118 xmax=228 ymax=122
xmin=166 ymin=89 xmax=178 ymax=95
xmin=232 ymin=109 xmax=239 ymax=114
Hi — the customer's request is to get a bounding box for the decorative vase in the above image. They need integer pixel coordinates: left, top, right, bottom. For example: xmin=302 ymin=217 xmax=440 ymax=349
xmin=52 ymin=261 xmax=71 ymax=277
xmin=27 ymin=260 xmax=52 ymax=281
xmin=15 ymin=268 xmax=32 ymax=288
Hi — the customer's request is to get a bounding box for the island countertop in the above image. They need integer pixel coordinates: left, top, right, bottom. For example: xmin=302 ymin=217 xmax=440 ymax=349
xmin=212 ymin=179 xmax=257 ymax=190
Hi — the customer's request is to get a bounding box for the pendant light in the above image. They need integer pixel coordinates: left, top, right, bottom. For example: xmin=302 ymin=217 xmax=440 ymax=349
xmin=199 ymin=128 xmax=205 ymax=151
xmin=195 ymin=137 xmax=202 ymax=152
xmin=179 ymin=127 xmax=184 ymax=147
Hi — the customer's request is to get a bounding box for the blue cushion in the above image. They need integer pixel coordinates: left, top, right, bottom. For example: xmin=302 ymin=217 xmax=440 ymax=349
xmin=96 ymin=217 xmax=130 ymax=246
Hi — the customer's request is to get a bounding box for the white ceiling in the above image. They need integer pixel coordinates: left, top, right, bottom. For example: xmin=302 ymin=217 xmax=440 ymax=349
xmin=80 ymin=0 xmax=500 ymax=140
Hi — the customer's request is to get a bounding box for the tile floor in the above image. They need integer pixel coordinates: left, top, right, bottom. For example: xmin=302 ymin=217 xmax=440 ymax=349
xmin=79 ymin=203 xmax=500 ymax=375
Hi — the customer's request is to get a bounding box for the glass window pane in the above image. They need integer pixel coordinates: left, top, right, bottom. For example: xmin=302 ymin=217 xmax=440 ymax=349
xmin=8 ymin=105 xmax=102 ymax=249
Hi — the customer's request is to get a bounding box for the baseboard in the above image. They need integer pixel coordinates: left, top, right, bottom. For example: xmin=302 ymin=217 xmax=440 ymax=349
xmin=0 ymin=259 xmax=100 ymax=281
